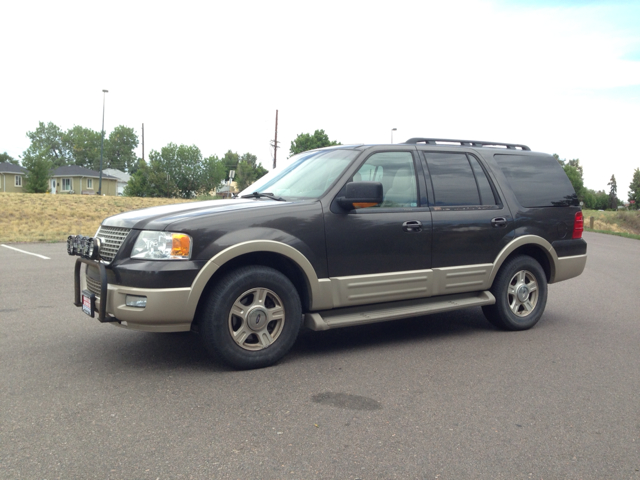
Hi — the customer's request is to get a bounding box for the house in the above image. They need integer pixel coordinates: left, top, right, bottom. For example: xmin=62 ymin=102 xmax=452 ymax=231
xmin=0 ymin=162 xmax=26 ymax=192
xmin=103 ymin=168 xmax=131 ymax=196
xmin=50 ymin=166 xmax=119 ymax=195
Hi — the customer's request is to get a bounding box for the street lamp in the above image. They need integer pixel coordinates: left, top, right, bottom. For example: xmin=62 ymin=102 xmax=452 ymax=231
xmin=391 ymin=127 xmax=397 ymax=144
xmin=98 ymin=89 xmax=108 ymax=195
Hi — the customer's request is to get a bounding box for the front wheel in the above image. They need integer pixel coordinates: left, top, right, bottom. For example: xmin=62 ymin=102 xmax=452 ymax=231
xmin=200 ymin=266 xmax=302 ymax=369
xmin=482 ymin=255 xmax=548 ymax=331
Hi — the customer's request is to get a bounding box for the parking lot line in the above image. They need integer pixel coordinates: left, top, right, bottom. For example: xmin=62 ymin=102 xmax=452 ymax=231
xmin=1 ymin=244 xmax=51 ymax=260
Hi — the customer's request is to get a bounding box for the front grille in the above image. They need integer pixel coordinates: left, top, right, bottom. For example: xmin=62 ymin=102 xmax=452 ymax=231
xmin=96 ymin=225 xmax=131 ymax=263
xmin=86 ymin=274 xmax=102 ymax=297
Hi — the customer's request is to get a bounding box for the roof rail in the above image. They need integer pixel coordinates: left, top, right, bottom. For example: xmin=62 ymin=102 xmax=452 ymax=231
xmin=404 ymin=138 xmax=531 ymax=151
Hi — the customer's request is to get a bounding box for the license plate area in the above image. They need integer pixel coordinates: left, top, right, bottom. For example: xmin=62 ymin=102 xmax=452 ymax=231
xmin=82 ymin=290 xmax=96 ymax=318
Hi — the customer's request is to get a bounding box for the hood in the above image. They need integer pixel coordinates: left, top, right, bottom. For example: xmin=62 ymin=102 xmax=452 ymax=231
xmin=102 ymin=198 xmax=293 ymax=230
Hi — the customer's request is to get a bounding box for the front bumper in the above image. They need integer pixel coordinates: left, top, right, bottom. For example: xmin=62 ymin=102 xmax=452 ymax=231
xmin=73 ymin=258 xmax=193 ymax=332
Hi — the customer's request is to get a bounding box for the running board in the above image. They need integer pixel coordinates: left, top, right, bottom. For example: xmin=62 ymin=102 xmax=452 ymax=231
xmin=304 ymin=291 xmax=495 ymax=331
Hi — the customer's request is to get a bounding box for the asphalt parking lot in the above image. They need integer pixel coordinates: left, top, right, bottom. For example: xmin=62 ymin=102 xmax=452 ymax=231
xmin=1 ymin=231 xmax=639 ymax=479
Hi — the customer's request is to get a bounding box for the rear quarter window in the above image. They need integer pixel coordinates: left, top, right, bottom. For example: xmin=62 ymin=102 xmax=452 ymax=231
xmin=493 ymin=154 xmax=579 ymax=207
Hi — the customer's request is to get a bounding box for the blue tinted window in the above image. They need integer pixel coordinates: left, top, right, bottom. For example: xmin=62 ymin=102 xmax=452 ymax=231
xmin=426 ymin=153 xmax=480 ymax=206
xmin=494 ymin=154 xmax=578 ymax=207
xmin=468 ymin=155 xmax=497 ymax=205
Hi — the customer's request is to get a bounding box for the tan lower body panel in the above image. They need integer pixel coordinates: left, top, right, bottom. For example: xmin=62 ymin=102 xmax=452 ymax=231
xmin=304 ymin=290 xmax=495 ymax=331
xmin=95 ymin=284 xmax=193 ymax=332
xmin=552 ymin=254 xmax=587 ymax=283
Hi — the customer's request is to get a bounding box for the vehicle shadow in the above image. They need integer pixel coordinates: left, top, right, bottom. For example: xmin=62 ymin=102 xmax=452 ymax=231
xmin=290 ymin=307 xmax=495 ymax=360
xmin=76 ymin=307 xmax=496 ymax=372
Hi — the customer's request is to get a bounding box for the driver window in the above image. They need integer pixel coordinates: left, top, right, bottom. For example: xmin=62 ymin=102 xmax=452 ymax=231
xmin=353 ymin=152 xmax=418 ymax=207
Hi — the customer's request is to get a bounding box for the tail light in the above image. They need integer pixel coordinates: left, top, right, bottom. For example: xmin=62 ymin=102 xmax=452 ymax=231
xmin=572 ymin=211 xmax=584 ymax=239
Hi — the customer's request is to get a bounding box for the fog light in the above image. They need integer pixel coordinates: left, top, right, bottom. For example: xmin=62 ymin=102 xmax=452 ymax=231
xmin=125 ymin=295 xmax=147 ymax=308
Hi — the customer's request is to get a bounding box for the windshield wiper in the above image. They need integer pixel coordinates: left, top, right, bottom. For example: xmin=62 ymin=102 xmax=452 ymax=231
xmin=240 ymin=191 xmax=286 ymax=202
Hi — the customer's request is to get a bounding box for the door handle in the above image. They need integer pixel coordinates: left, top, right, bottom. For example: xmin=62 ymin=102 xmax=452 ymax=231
xmin=491 ymin=217 xmax=507 ymax=228
xmin=402 ymin=220 xmax=422 ymax=233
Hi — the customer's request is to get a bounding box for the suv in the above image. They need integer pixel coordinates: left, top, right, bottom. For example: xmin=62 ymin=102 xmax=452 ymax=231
xmin=68 ymin=138 xmax=587 ymax=369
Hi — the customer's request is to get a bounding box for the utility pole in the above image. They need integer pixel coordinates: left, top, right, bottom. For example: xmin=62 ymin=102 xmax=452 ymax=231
xmin=270 ymin=109 xmax=280 ymax=169
xmin=98 ymin=89 xmax=108 ymax=195
xmin=142 ymin=123 xmax=145 ymax=161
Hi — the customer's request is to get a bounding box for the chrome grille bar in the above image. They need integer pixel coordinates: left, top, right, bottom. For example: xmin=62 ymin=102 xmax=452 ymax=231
xmin=95 ymin=226 xmax=131 ymax=263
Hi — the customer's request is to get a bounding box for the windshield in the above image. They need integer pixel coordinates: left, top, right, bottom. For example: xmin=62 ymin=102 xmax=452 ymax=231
xmin=238 ymin=148 xmax=360 ymax=200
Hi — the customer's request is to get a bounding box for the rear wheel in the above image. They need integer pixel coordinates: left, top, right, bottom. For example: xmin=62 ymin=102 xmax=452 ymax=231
xmin=200 ymin=266 xmax=302 ymax=369
xmin=482 ymin=255 xmax=548 ymax=331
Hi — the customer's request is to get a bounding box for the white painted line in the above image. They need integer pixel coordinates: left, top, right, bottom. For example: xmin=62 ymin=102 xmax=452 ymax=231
xmin=1 ymin=244 xmax=51 ymax=260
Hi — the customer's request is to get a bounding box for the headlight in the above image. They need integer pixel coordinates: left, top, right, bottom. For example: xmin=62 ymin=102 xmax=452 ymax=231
xmin=131 ymin=231 xmax=192 ymax=260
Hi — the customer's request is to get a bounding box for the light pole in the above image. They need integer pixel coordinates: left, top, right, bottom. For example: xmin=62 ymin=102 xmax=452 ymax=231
xmin=98 ymin=89 xmax=108 ymax=195
xmin=391 ymin=127 xmax=397 ymax=144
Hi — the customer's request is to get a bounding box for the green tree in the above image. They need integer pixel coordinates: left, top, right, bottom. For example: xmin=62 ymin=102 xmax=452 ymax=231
xmin=607 ymin=174 xmax=619 ymax=210
xmin=24 ymin=122 xmax=69 ymax=168
xmin=124 ymin=158 xmax=178 ymax=198
xmin=63 ymin=126 xmax=102 ymax=169
xmin=0 ymin=152 xmax=19 ymax=165
xmin=22 ymin=149 xmax=52 ymax=193
xmin=104 ymin=126 xmax=139 ymax=172
xmin=563 ymin=165 xmax=585 ymax=200
xmin=289 ymin=129 xmax=340 ymax=156
xmin=149 ymin=143 xmax=203 ymax=198
xmin=201 ymin=154 xmax=226 ymax=194
xmin=220 ymin=150 xmax=240 ymax=180
xmin=628 ymin=168 xmax=640 ymax=209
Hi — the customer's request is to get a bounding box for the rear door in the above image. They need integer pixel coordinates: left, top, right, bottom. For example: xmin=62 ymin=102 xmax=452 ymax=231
xmin=419 ymin=149 xmax=515 ymax=268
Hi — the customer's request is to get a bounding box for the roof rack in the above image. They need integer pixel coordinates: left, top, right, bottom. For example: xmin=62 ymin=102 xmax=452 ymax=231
xmin=404 ymin=138 xmax=530 ymax=151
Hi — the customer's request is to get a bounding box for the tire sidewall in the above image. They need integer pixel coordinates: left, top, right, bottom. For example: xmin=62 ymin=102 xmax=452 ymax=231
xmin=491 ymin=255 xmax=548 ymax=330
xmin=201 ymin=266 xmax=302 ymax=369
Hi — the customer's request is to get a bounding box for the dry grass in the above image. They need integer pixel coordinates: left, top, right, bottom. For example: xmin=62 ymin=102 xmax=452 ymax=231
xmin=583 ymin=209 xmax=640 ymax=236
xmin=0 ymin=193 xmax=198 ymax=243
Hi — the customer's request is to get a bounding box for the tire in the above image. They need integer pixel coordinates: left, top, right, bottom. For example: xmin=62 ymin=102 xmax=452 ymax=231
xmin=482 ymin=255 xmax=548 ymax=331
xmin=200 ymin=266 xmax=302 ymax=369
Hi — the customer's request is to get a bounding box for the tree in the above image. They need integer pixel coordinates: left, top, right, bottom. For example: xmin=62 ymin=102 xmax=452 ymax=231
xmin=24 ymin=122 xmax=69 ymax=168
xmin=563 ymin=165 xmax=585 ymax=200
xmin=607 ymin=174 xmax=619 ymax=210
xmin=149 ymin=143 xmax=204 ymax=198
xmin=234 ymin=152 xmax=268 ymax=191
xmin=289 ymin=129 xmax=340 ymax=156
xmin=220 ymin=150 xmax=240 ymax=180
xmin=0 ymin=152 xmax=19 ymax=165
xmin=124 ymin=158 xmax=177 ymax=198
xmin=22 ymin=149 xmax=52 ymax=193
xmin=628 ymin=168 xmax=640 ymax=210
xmin=63 ymin=126 xmax=102 ymax=169
xmin=104 ymin=126 xmax=139 ymax=172
xmin=201 ymin=155 xmax=226 ymax=194
xmin=555 ymin=155 xmax=585 ymax=201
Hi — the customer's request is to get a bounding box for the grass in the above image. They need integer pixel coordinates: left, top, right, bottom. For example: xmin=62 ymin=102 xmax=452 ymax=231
xmin=0 ymin=192 xmax=201 ymax=243
xmin=1 ymin=193 xmax=638 ymax=243
xmin=582 ymin=209 xmax=640 ymax=240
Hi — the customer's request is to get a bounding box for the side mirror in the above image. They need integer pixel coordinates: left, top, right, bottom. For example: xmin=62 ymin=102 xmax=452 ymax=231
xmin=337 ymin=181 xmax=383 ymax=210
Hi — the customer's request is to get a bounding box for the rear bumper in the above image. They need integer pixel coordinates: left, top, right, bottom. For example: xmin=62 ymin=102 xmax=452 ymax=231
xmin=73 ymin=258 xmax=193 ymax=332
xmin=552 ymin=254 xmax=587 ymax=283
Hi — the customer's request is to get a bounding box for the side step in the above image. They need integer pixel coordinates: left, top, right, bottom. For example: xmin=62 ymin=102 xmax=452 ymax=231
xmin=304 ymin=291 xmax=495 ymax=331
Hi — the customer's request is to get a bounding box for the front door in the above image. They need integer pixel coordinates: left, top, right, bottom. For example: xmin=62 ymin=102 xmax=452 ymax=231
xmin=323 ymin=149 xmax=433 ymax=307
xmin=51 ymin=179 xmax=56 ymax=194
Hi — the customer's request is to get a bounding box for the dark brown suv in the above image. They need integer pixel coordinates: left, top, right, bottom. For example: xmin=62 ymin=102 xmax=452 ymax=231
xmin=68 ymin=138 xmax=587 ymax=369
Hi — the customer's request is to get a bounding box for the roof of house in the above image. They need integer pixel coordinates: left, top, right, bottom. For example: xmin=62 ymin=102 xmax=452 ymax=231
xmin=103 ymin=168 xmax=131 ymax=182
xmin=0 ymin=162 xmax=27 ymax=174
xmin=51 ymin=165 xmax=118 ymax=179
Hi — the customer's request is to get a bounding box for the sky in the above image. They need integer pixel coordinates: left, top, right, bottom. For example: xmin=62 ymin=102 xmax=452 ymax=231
xmin=1 ymin=0 xmax=639 ymax=197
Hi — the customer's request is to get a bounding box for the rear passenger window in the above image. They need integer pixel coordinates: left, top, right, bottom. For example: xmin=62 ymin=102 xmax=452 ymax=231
xmin=494 ymin=154 xmax=579 ymax=207
xmin=425 ymin=153 xmax=497 ymax=207
xmin=469 ymin=155 xmax=497 ymax=206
